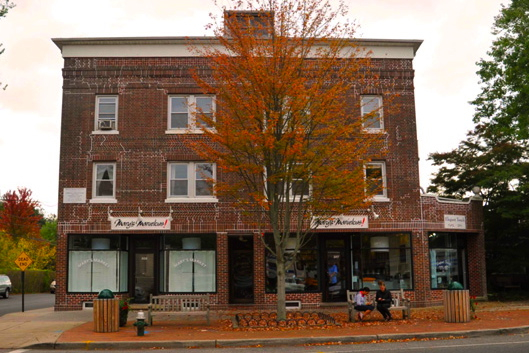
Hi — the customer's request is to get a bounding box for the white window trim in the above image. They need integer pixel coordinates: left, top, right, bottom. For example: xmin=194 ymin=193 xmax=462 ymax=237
xmin=165 ymin=162 xmax=218 ymax=203
xmin=166 ymin=95 xmax=215 ymax=134
xmin=90 ymin=162 xmax=118 ymax=203
xmin=93 ymin=96 xmax=119 ymax=134
xmin=264 ymin=166 xmax=312 ymax=203
xmin=361 ymin=95 xmax=384 ymax=132
xmin=365 ymin=161 xmax=389 ymax=201
xmin=284 ymin=173 xmax=311 ymax=202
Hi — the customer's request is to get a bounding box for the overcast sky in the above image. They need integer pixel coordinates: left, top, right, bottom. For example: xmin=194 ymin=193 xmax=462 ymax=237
xmin=0 ymin=0 xmax=506 ymax=216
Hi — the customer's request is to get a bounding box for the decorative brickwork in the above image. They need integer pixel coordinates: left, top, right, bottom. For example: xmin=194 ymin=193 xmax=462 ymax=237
xmin=53 ymin=39 xmax=485 ymax=311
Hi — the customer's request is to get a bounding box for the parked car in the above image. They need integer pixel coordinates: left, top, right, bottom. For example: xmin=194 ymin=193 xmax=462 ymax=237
xmin=50 ymin=280 xmax=56 ymax=294
xmin=0 ymin=274 xmax=12 ymax=299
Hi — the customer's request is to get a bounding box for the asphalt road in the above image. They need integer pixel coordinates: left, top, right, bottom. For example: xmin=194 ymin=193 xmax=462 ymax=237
xmin=0 ymin=293 xmax=55 ymax=316
xmin=1 ymin=333 xmax=528 ymax=353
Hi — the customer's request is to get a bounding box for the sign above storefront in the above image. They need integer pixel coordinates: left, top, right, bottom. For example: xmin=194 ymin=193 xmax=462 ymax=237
xmin=109 ymin=216 xmax=172 ymax=230
xmin=312 ymin=215 xmax=368 ymax=229
xmin=444 ymin=215 xmax=466 ymax=229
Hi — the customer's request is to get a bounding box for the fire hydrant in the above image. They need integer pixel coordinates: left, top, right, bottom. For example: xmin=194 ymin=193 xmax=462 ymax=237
xmin=133 ymin=310 xmax=148 ymax=336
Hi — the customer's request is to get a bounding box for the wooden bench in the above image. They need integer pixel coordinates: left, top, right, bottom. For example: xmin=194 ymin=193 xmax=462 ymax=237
xmin=148 ymin=294 xmax=210 ymax=325
xmin=347 ymin=289 xmax=411 ymax=322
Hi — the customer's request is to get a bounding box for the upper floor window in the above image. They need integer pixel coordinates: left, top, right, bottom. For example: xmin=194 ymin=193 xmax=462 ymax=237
xmin=166 ymin=162 xmax=217 ymax=202
xmin=167 ymin=95 xmax=215 ymax=133
xmin=91 ymin=163 xmax=117 ymax=203
xmin=365 ymin=161 xmax=388 ymax=200
xmin=361 ymin=95 xmax=383 ymax=131
xmin=95 ymin=96 xmax=118 ymax=132
xmin=278 ymin=169 xmax=310 ymax=202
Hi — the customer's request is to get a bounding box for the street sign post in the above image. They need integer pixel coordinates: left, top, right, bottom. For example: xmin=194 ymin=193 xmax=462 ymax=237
xmin=15 ymin=252 xmax=33 ymax=312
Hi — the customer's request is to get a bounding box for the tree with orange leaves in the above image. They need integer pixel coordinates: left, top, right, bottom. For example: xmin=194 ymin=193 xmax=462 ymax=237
xmin=193 ymin=0 xmax=390 ymax=319
xmin=0 ymin=187 xmax=42 ymax=241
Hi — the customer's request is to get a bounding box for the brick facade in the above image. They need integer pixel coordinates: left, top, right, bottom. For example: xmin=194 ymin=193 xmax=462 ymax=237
xmin=52 ymin=37 xmax=485 ymax=310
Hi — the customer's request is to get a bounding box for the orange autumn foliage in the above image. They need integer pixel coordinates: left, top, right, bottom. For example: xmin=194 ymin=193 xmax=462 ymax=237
xmin=0 ymin=187 xmax=42 ymax=241
xmin=190 ymin=0 xmax=395 ymax=319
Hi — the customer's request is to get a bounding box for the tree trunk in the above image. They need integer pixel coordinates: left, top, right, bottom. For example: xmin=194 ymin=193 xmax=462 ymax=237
xmin=276 ymin=253 xmax=287 ymax=320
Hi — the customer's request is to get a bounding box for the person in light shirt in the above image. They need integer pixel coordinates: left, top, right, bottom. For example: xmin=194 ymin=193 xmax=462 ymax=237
xmin=354 ymin=287 xmax=374 ymax=321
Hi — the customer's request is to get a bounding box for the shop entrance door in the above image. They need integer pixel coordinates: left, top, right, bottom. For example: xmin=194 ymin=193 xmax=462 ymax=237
xmin=323 ymin=237 xmax=348 ymax=302
xmin=131 ymin=236 xmax=157 ymax=303
xmin=229 ymin=236 xmax=254 ymax=304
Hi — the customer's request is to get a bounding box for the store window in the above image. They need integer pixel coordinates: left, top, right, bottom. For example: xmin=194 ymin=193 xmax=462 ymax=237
xmin=353 ymin=233 xmax=412 ymax=290
xmin=429 ymin=232 xmax=467 ymax=289
xmin=265 ymin=235 xmax=319 ymax=293
xmin=68 ymin=235 xmax=128 ymax=293
xmin=161 ymin=234 xmax=216 ymax=293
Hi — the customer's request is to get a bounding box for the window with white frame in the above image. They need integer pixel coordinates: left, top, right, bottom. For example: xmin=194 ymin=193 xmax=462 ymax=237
xmin=361 ymin=95 xmax=383 ymax=131
xmin=168 ymin=95 xmax=215 ymax=132
xmin=273 ymin=164 xmax=311 ymax=202
xmin=92 ymin=163 xmax=117 ymax=202
xmin=365 ymin=162 xmax=388 ymax=200
xmin=167 ymin=162 xmax=216 ymax=201
xmin=95 ymin=96 xmax=118 ymax=132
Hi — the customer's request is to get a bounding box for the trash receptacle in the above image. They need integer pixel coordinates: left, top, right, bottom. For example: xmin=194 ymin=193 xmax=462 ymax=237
xmin=443 ymin=283 xmax=470 ymax=323
xmin=93 ymin=289 xmax=120 ymax=332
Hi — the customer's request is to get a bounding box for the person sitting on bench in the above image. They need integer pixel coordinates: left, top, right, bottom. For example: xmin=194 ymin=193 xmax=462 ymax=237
xmin=354 ymin=287 xmax=374 ymax=321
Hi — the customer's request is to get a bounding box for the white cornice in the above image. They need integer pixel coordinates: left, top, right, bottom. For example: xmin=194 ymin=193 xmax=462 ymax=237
xmin=52 ymin=36 xmax=422 ymax=59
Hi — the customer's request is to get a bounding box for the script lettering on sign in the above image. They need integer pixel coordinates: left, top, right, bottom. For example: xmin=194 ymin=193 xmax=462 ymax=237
xmin=109 ymin=216 xmax=172 ymax=230
xmin=312 ymin=215 xmax=368 ymax=229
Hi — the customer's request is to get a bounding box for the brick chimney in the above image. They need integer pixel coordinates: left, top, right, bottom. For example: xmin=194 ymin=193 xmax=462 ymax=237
xmin=223 ymin=10 xmax=274 ymax=37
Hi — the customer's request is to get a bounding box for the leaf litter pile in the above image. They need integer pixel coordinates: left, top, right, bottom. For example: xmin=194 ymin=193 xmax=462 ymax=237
xmin=225 ymin=306 xmax=448 ymax=332
xmin=234 ymin=311 xmax=337 ymax=329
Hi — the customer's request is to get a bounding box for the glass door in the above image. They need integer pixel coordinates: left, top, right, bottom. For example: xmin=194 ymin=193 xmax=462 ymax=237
xmin=323 ymin=237 xmax=348 ymax=302
xmin=132 ymin=236 xmax=157 ymax=303
xmin=229 ymin=236 xmax=254 ymax=304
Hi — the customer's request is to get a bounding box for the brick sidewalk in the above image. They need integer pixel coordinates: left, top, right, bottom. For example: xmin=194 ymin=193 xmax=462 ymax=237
xmin=58 ymin=305 xmax=529 ymax=346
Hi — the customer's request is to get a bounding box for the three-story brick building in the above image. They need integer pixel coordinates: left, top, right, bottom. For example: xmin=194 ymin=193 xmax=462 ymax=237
xmin=52 ymin=17 xmax=485 ymax=310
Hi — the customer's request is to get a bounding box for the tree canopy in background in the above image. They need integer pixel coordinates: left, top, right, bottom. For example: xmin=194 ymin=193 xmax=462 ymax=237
xmin=428 ymin=0 xmax=529 ymax=274
xmin=0 ymin=188 xmax=56 ymax=270
xmin=0 ymin=0 xmax=15 ymax=90
xmin=193 ymin=0 xmax=391 ymax=318
xmin=0 ymin=187 xmax=42 ymax=240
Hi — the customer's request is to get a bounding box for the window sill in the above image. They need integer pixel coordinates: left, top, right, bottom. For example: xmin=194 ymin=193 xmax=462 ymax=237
xmin=165 ymin=128 xmax=216 ymax=134
xmin=92 ymin=130 xmax=119 ymax=135
xmin=90 ymin=198 xmax=118 ymax=203
xmin=165 ymin=198 xmax=218 ymax=203
xmin=165 ymin=129 xmax=204 ymax=134
xmin=363 ymin=128 xmax=386 ymax=134
xmin=372 ymin=196 xmax=390 ymax=202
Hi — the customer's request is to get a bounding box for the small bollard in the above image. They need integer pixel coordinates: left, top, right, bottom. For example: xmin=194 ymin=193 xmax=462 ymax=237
xmin=133 ymin=310 xmax=148 ymax=336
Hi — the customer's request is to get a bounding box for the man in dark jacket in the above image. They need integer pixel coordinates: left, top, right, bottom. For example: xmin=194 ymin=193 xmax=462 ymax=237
xmin=375 ymin=281 xmax=393 ymax=321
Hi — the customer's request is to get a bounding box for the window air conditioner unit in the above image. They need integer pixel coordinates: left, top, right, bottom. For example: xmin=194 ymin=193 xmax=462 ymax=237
xmin=98 ymin=120 xmax=115 ymax=130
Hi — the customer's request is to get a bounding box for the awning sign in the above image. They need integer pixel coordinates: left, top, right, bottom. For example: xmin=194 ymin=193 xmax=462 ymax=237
xmin=312 ymin=215 xmax=368 ymax=229
xmin=109 ymin=216 xmax=171 ymax=230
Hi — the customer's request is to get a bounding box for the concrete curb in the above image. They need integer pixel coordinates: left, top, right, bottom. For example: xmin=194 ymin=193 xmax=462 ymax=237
xmin=28 ymin=325 xmax=529 ymax=350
